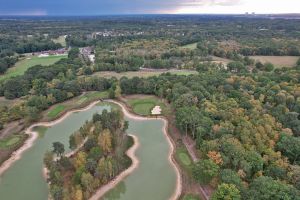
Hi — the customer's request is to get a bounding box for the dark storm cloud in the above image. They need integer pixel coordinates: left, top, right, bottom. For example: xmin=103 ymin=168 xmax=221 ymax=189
xmin=0 ymin=0 xmax=243 ymax=15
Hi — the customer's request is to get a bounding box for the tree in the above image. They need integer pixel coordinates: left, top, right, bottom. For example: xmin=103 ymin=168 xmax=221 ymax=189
xmin=276 ymin=133 xmax=300 ymax=164
xmin=68 ymin=48 xmax=79 ymax=59
xmin=246 ymin=176 xmax=300 ymax=200
xmin=227 ymin=62 xmax=247 ymax=73
xmin=264 ymin=63 xmax=274 ymax=72
xmin=50 ymin=185 xmax=63 ymax=200
xmin=52 ymin=142 xmax=65 ymax=157
xmin=212 ymin=183 xmax=241 ymax=200
xmin=193 ymin=159 xmax=220 ymax=184
xmin=220 ymin=169 xmax=244 ymax=192
xmin=98 ymin=129 xmax=112 ymax=154
xmin=81 ymin=172 xmax=94 ymax=192
xmin=74 ymin=186 xmax=83 ymax=200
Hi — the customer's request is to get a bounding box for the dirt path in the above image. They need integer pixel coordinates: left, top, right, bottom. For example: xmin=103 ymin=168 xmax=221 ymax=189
xmin=0 ymin=120 xmax=24 ymax=139
xmin=0 ymin=100 xmax=101 ymax=177
xmin=182 ymin=136 xmax=199 ymax=163
xmin=95 ymin=100 xmax=182 ymax=200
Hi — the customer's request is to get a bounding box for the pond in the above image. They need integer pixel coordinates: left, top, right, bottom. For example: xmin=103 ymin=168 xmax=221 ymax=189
xmin=0 ymin=102 xmax=177 ymax=200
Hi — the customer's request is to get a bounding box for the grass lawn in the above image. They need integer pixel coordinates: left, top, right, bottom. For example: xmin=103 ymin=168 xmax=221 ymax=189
xmin=0 ymin=135 xmax=22 ymax=149
xmin=250 ymin=56 xmax=299 ymax=68
xmin=92 ymin=69 xmax=197 ymax=80
xmin=52 ymin=35 xmax=66 ymax=47
xmin=43 ymin=91 xmax=109 ymax=121
xmin=126 ymin=96 xmax=167 ymax=116
xmin=0 ymin=55 xmax=67 ymax=81
xmin=77 ymin=91 xmax=109 ymax=105
xmin=47 ymin=105 xmax=66 ymax=118
xmin=182 ymin=194 xmax=201 ymax=200
xmin=176 ymin=146 xmax=193 ymax=174
xmin=180 ymin=43 xmax=198 ymax=50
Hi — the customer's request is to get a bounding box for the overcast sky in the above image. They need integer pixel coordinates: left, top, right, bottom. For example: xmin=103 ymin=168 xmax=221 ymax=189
xmin=0 ymin=0 xmax=299 ymax=16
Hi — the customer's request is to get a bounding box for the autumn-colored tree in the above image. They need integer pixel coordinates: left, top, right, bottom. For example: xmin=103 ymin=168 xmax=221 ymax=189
xmin=98 ymin=129 xmax=113 ymax=154
xmin=208 ymin=151 xmax=223 ymax=165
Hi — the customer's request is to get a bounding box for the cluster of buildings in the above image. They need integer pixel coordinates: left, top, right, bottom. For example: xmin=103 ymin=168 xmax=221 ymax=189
xmin=79 ymin=47 xmax=95 ymax=63
xmin=88 ymin=30 xmax=144 ymax=39
xmin=34 ymin=48 xmax=68 ymax=57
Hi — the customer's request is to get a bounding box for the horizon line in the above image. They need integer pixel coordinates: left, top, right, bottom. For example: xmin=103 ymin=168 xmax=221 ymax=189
xmin=1 ymin=13 xmax=300 ymax=17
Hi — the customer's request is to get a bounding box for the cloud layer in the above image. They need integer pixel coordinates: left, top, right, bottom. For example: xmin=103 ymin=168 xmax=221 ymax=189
xmin=0 ymin=0 xmax=298 ymax=15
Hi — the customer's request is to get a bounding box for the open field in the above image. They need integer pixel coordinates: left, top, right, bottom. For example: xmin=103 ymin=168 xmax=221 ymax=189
xmin=124 ymin=95 xmax=168 ymax=116
xmin=180 ymin=43 xmax=198 ymax=50
xmin=250 ymin=56 xmax=299 ymax=68
xmin=92 ymin=69 xmax=197 ymax=79
xmin=210 ymin=56 xmax=233 ymax=66
xmin=0 ymin=55 xmax=67 ymax=81
xmin=52 ymin=35 xmax=67 ymax=47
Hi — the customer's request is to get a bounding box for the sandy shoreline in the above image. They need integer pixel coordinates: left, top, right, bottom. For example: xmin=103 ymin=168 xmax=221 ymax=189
xmin=0 ymin=99 xmax=182 ymax=200
xmin=100 ymin=100 xmax=182 ymax=200
xmin=0 ymin=100 xmax=101 ymax=177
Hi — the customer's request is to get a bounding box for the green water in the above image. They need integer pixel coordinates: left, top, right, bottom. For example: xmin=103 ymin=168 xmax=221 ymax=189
xmin=102 ymin=117 xmax=177 ymax=200
xmin=0 ymin=104 xmax=177 ymax=200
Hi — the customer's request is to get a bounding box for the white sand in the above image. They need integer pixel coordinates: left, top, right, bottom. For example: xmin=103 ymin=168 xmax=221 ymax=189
xmin=151 ymin=105 xmax=162 ymax=115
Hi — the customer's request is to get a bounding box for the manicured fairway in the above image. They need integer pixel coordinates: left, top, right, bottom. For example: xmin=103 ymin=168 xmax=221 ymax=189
xmin=44 ymin=91 xmax=109 ymax=121
xmin=175 ymin=146 xmax=193 ymax=173
xmin=47 ymin=105 xmax=66 ymax=118
xmin=126 ymin=96 xmax=166 ymax=116
xmin=0 ymin=55 xmax=67 ymax=81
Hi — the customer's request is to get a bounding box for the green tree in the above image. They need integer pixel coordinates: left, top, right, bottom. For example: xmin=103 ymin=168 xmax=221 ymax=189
xmin=212 ymin=183 xmax=241 ymax=200
xmin=52 ymin=142 xmax=65 ymax=157
xmin=193 ymin=159 xmax=220 ymax=184
xmin=247 ymin=176 xmax=300 ymax=200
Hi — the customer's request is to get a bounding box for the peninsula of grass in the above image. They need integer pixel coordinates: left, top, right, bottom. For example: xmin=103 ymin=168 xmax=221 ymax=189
xmin=43 ymin=91 xmax=109 ymax=121
xmin=47 ymin=105 xmax=66 ymax=118
xmin=0 ymin=55 xmax=67 ymax=81
xmin=126 ymin=96 xmax=167 ymax=116
xmin=175 ymin=146 xmax=193 ymax=174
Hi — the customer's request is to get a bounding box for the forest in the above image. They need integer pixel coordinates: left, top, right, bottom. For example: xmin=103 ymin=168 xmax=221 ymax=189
xmin=118 ymin=60 xmax=300 ymax=199
xmin=44 ymin=109 xmax=132 ymax=200
xmin=1 ymin=15 xmax=300 ymax=200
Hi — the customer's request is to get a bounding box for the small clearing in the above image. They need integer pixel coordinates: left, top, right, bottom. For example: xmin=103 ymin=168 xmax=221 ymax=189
xmin=250 ymin=56 xmax=299 ymax=68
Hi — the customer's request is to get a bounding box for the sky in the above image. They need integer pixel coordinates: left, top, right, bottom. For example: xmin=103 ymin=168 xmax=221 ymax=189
xmin=0 ymin=0 xmax=299 ymax=16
